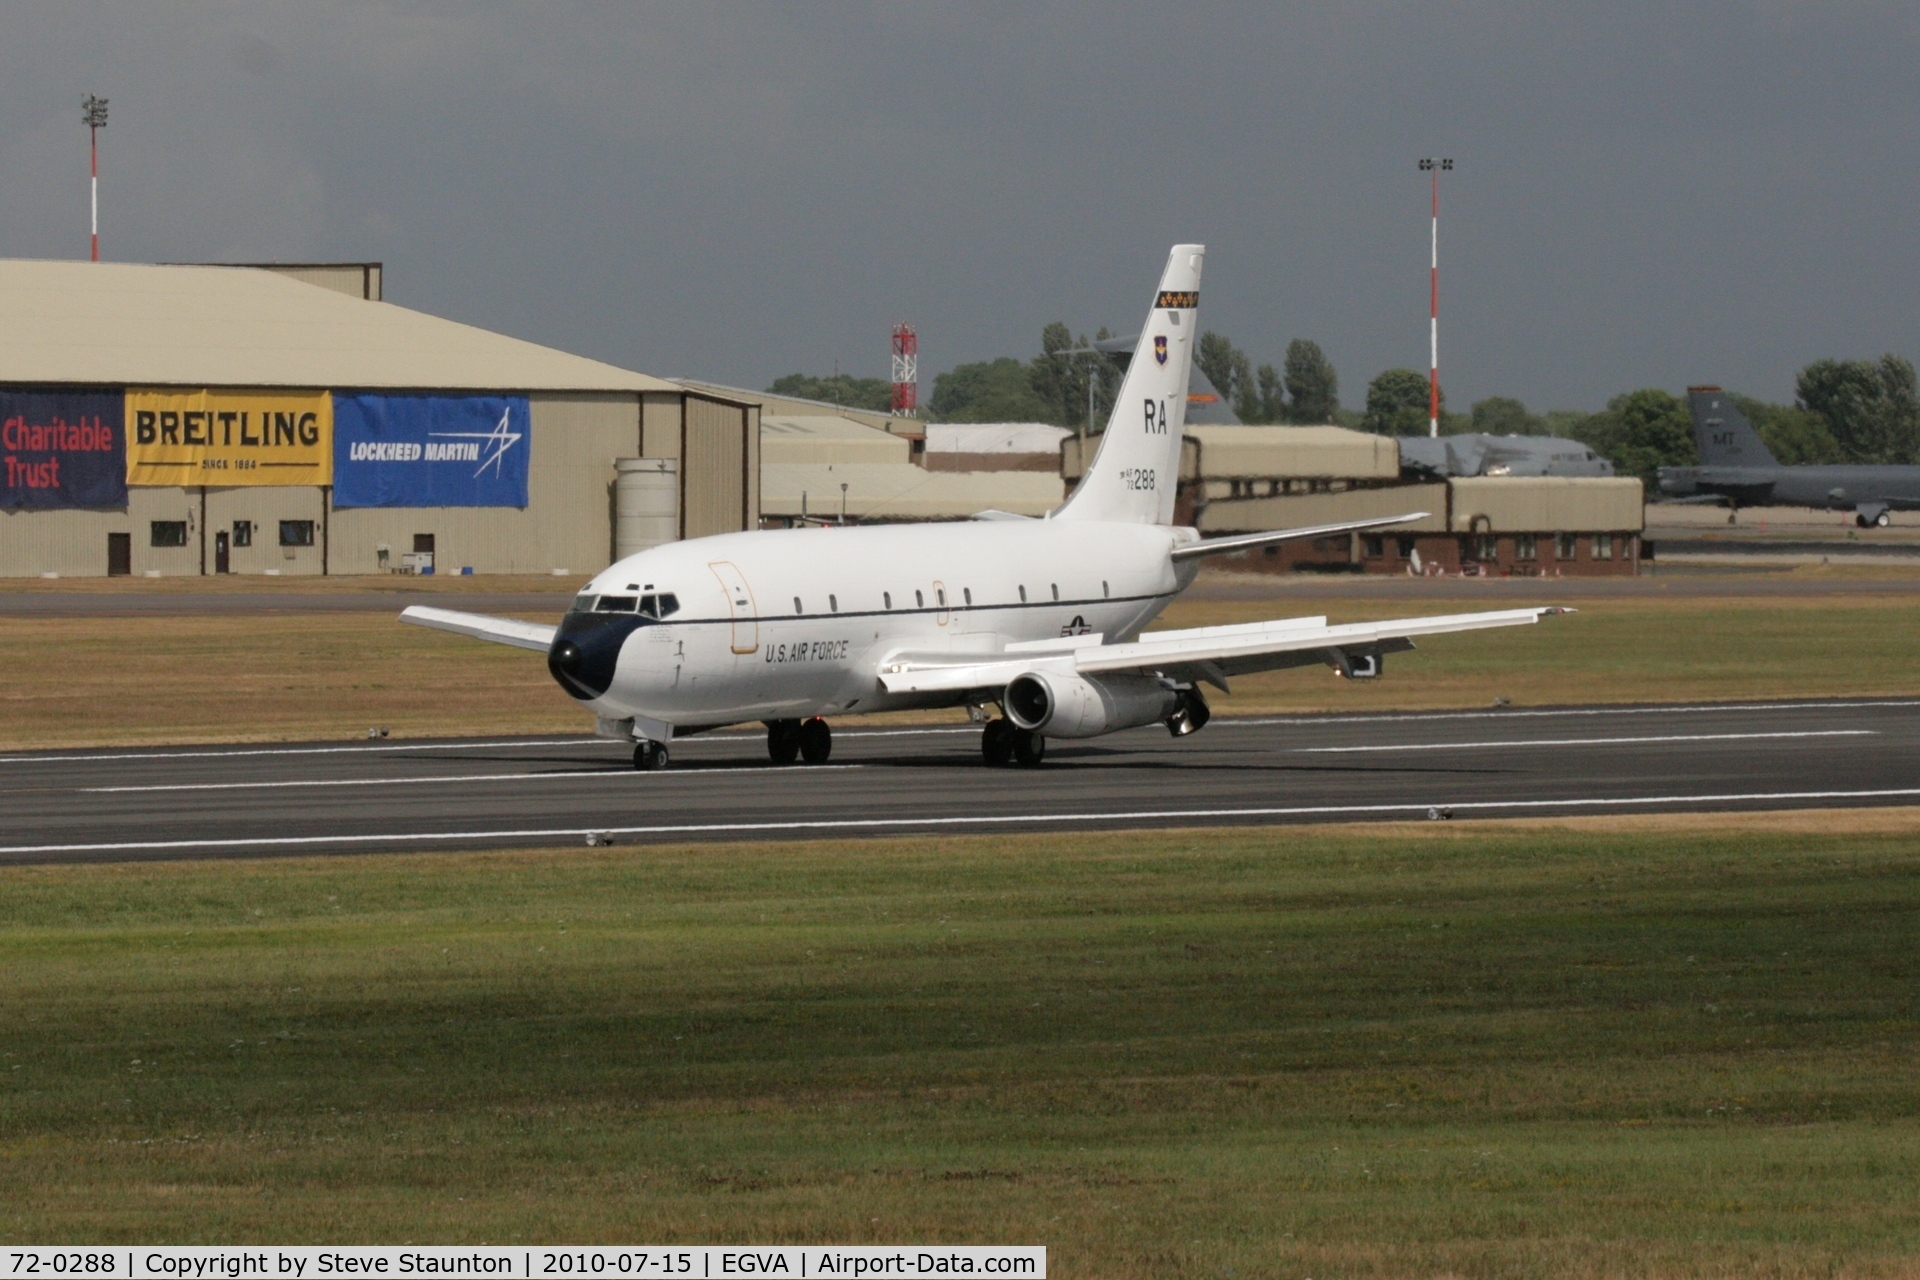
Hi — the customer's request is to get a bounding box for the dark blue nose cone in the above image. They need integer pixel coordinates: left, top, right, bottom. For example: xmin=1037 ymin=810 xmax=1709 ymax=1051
xmin=548 ymin=611 xmax=647 ymax=700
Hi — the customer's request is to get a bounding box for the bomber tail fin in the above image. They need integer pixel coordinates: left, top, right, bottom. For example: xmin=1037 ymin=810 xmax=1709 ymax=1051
xmin=1055 ymin=244 xmax=1204 ymax=524
xmin=1687 ymin=386 xmax=1778 ymax=467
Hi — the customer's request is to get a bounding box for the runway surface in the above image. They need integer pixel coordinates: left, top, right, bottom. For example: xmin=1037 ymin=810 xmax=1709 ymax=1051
xmin=3 ymin=698 xmax=1917 ymax=864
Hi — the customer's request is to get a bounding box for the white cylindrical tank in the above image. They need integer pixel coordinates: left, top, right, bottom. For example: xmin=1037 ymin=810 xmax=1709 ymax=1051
xmin=614 ymin=458 xmax=678 ymax=559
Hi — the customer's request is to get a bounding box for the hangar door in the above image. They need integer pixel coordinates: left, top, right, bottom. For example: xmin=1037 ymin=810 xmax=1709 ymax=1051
xmin=680 ymin=394 xmax=754 ymax=540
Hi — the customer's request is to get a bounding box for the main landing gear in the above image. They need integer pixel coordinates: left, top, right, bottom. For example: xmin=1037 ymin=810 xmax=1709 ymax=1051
xmin=981 ymin=717 xmax=1044 ymax=768
xmin=766 ymin=717 xmax=832 ymax=764
xmin=632 ymin=739 xmax=669 ymax=771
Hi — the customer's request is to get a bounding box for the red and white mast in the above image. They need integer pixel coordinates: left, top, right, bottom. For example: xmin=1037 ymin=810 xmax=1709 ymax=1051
xmin=84 ymin=95 xmax=108 ymax=262
xmin=1418 ymin=157 xmax=1452 ymax=437
xmin=890 ymin=323 xmax=918 ymax=417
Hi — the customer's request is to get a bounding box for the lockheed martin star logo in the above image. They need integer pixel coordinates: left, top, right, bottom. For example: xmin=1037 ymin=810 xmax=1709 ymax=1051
xmin=428 ymin=407 xmax=524 ymax=478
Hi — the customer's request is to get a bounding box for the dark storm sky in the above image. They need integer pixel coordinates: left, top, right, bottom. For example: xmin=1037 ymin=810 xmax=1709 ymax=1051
xmin=2 ymin=3 xmax=1915 ymax=411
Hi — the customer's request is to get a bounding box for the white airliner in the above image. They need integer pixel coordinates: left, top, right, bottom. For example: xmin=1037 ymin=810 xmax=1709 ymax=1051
xmin=403 ymin=244 xmax=1567 ymax=769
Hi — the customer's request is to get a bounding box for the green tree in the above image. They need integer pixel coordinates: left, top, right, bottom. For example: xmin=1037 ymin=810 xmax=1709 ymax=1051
xmin=1282 ymin=340 xmax=1339 ymax=423
xmin=928 ymin=357 xmax=1054 ymax=423
xmin=1362 ymin=368 xmax=1437 ymax=436
xmin=1795 ymin=355 xmax=1920 ymax=464
xmin=1577 ymin=389 xmax=1695 ymax=482
xmin=1196 ymin=332 xmax=1243 ymax=409
xmin=1730 ymin=394 xmax=1844 ymax=465
xmin=1028 ymin=321 xmax=1083 ymax=429
xmin=1470 ymin=396 xmax=1542 ymax=436
xmin=766 ymin=373 xmax=894 ymax=412
xmin=1256 ymin=363 xmax=1285 ymax=424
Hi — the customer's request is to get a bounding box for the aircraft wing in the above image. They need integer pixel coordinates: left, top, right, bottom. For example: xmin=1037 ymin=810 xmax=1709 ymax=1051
xmin=878 ymin=606 xmax=1571 ymax=695
xmin=1168 ymin=513 xmax=1427 ymax=561
xmin=399 ymin=605 xmax=557 ymax=653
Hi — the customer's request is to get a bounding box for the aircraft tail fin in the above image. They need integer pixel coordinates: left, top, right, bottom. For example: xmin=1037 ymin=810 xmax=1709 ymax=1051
xmin=1687 ymin=386 xmax=1778 ymax=467
xmin=1055 ymin=244 xmax=1204 ymax=524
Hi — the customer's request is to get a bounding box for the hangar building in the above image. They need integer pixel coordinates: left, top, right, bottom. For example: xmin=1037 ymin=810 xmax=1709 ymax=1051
xmin=0 ymin=260 xmax=757 ymax=578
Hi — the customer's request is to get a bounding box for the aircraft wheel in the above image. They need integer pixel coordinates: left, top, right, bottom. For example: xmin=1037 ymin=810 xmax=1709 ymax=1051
xmin=632 ymin=740 xmax=670 ymax=771
xmin=1877 ymin=512 xmax=1892 ymax=527
xmin=981 ymin=717 xmax=1015 ymax=766
xmin=1011 ymin=728 xmax=1046 ymax=768
xmin=767 ymin=719 xmax=801 ymax=764
xmin=799 ymin=717 xmax=832 ymax=764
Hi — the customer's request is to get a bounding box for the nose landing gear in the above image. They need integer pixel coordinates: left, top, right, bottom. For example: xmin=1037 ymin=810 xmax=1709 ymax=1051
xmin=632 ymin=740 xmax=670 ymax=771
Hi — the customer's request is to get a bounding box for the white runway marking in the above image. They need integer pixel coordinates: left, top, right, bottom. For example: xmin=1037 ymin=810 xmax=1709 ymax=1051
xmin=1225 ymin=699 xmax=1920 ymax=728
xmin=86 ymin=764 xmax=865 ymax=794
xmin=7 ymin=786 xmax=1920 ymax=857
xmin=5 ymin=699 xmax=1914 ymax=767
xmin=1296 ymin=729 xmax=1874 ymax=753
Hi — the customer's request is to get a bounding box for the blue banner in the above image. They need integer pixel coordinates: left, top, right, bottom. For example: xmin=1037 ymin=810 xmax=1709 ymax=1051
xmin=331 ymin=394 xmax=530 ymax=508
xmin=0 ymin=390 xmax=126 ymax=510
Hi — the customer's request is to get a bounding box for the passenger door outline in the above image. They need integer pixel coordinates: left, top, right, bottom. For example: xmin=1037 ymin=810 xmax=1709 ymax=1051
xmin=708 ymin=560 xmax=759 ymax=654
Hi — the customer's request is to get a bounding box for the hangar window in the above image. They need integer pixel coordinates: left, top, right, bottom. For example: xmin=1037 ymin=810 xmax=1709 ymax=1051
xmin=1555 ymin=532 xmax=1577 ymax=559
xmin=1396 ymin=536 xmax=1416 ymax=559
xmin=1473 ymin=534 xmax=1498 ymax=561
xmin=232 ymin=520 xmax=253 ymax=548
xmin=1593 ymin=534 xmax=1614 ymax=560
xmin=149 ymin=520 xmax=187 ymax=548
xmin=1515 ymin=534 xmax=1537 ymax=561
xmin=1363 ymin=536 xmax=1384 ymax=559
xmin=279 ymin=520 xmax=315 ymax=548
xmin=597 ymin=595 xmax=638 ymax=612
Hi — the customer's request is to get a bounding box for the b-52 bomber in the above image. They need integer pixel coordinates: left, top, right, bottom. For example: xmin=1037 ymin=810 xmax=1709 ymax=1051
xmin=402 ymin=245 xmax=1570 ymax=770
xmin=1658 ymin=386 xmax=1920 ymax=526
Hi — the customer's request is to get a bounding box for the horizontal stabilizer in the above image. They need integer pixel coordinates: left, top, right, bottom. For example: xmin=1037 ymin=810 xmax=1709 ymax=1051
xmin=879 ymin=606 xmax=1572 ymax=695
xmin=1169 ymin=513 xmax=1428 ymax=561
xmin=399 ymin=605 xmax=556 ymax=652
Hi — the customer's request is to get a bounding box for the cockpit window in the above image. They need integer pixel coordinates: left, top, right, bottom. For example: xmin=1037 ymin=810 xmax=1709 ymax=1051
xmin=635 ymin=593 xmax=681 ymax=619
xmin=656 ymin=593 xmax=680 ymax=618
xmin=570 ymin=594 xmax=598 ymax=614
xmin=596 ymin=595 xmax=639 ymax=613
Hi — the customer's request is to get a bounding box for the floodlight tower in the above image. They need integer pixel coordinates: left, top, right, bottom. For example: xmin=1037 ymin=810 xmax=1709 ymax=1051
xmin=84 ymin=95 xmax=109 ymax=262
xmin=1417 ymin=156 xmax=1452 ymax=437
xmin=890 ymin=323 xmax=919 ymax=417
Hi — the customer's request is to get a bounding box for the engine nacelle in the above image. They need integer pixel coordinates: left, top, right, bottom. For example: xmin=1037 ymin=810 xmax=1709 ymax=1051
xmin=1003 ymin=670 xmax=1178 ymax=739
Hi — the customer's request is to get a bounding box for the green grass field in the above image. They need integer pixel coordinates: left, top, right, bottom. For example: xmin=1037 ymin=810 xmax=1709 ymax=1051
xmin=5 ymin=586 xmax=1920 ymax=748
xmin=3 ymin=814 xmax=1917 ymax=1275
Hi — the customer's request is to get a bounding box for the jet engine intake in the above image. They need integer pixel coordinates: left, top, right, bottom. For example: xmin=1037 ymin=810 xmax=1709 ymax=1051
xmin=1003 ymin=671 xmax=1178 ymax=739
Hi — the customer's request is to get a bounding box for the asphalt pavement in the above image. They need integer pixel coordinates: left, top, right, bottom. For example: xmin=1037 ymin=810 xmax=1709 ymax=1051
xmin=2 ymin=698 xmax=1916 ymax=864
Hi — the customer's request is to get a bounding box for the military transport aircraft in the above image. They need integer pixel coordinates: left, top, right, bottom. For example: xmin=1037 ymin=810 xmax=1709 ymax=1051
xmin=402 ymin=245 xmax=1569 ymax=769
xmin=1658 ymin=386 xmax=1920 ymax=526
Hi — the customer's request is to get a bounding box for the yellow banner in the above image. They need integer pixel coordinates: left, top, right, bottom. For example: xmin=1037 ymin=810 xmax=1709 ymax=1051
xmin=125 ymin=389 xmax=333 ymax=487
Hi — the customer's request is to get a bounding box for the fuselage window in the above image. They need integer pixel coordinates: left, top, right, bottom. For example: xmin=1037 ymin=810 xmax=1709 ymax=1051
xmin=1018 ymin=585 xmax=1027 ymax=603
xmin=1051 ymin=583 xmax=1060 ymax=601
xmin=936 ymin=587 xmax=947 ymax=607
xmin=963 ymin=587 xmax=972 ymax=605
xmin=829 ymin=594 xmax=839 ymax=613
xmin=596 ymin=595 xmax=638 ymax=613
xmin=884 ymin=591 xmax=892 ymax=609
xmin=794 ymin=596 xmax=804 ymax=614
xmin=1102 ymin=580 xmax=1110 ymax=598
xmin=915 ymin=590 xmax=924 ymax=608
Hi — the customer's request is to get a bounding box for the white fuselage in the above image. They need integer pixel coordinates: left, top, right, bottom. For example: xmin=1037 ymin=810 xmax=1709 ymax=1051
xmin=562 ymin=519 xmax=1198 ymax=730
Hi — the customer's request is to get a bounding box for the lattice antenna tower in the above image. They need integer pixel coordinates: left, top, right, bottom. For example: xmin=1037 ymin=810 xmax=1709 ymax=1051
xmin=890 ymin=324 xmax=918 ymax=417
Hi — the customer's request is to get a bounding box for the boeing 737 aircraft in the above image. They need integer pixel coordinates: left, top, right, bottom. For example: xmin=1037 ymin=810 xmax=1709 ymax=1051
xmin=1659 ymin=386 xmax=1920 ymax=526
xmin=402 ymin=245 xmax=1568 ymax=769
